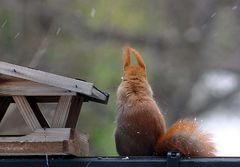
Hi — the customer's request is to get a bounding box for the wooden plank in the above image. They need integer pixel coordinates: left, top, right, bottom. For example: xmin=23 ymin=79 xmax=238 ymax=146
xmin=26 ymin=97 xmax=50 ymax=128
xmin=13 ymin=96 xmax=41 ymax=130
xmin=51 ymin=96 xmax=73 ymax=128
xmin=91 ymin=86 xmax=109 ymax=104
xmin=0 ymin=79 xmax=76 ymax=96
xmin=0 ymin=66 xmax=109 ymax=104
xmin=31 ymin=96 xmax=60 ymax=103
xmin=67 ymin=129 xmax=89 ymax=156
xmin=65 ymin=96 xmax=84 ymax=128
xmin=0 ymin=96 xmax=60 ymax=103
xmin=0 ymin=61 xmax=93 ymax=96
xmin=0 ymin=128 xmax=89 ymax=156
xmin=0 ymin=97 xmax=11 ymax=122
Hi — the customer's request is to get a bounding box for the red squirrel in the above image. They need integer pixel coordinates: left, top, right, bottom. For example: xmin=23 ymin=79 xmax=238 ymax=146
xmin=115 ymin=46 xmax=215 ymax=157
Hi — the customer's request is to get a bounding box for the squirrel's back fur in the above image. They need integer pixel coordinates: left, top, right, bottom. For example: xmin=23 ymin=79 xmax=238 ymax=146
xmin=115 ymin=47 xmax=215 ymax=156
xmin=115 ymin=47 xmax=166 ymax=156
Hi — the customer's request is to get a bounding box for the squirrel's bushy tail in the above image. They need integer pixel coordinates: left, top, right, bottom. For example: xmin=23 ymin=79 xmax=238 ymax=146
xmin=154 ymin=119 xmax=215 ymax=157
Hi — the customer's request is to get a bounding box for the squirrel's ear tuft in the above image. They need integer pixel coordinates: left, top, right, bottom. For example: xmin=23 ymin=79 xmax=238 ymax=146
xmin=123 ymin=46 xmax=131 ymax=69
xmin=130 ymin=48 xmax=146 ymax=70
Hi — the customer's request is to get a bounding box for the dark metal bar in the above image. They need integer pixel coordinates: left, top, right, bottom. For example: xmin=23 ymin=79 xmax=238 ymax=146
xmin=167 ymin=152 xmax=180 ymax=167
xmin=0 ymin=155 xmax=240 ymax=167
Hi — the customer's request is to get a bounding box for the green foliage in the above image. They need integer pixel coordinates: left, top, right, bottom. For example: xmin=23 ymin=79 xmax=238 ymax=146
xmin=74 ymin=1 xmax=168 ymax=35
xmin=0 ymin=11 xmax=12 ymax=50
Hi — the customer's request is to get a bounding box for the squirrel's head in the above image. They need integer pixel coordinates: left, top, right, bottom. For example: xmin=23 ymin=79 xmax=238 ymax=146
xmin=122 ymin=46 xmax=147 ymax=80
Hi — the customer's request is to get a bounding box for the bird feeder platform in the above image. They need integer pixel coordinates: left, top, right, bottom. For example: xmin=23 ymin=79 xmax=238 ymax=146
xmin=0 ymin=61 xmax=109 ymax=156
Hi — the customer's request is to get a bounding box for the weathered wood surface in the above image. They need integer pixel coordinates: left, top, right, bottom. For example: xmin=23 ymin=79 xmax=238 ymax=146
xmin=26 ymin=97 xmax=50 ymax=128
xmin=0 ymin=63 xmax=109 ymax=104
xmin=0 ymin=96 xmax=61 ymax=104
xmin=0 ymin=128 xmax=89 ymax=156
xmin=66 ymin=96 xmax=84 ymax=128
xmin=51 ymin=96 xmax=73 ymax=128
xmin=0 ymin=62 xmax=93 ymax=96
xmin=0 ymin=61 xmax=109 ymax=104
xmin=13 ymin=96 xmax=41 ymax=130
xmin=33 ymin=96 xmax=60 ymax=103
xmin=91 ymin=86 xmax=109 ymax=104
xmin=0 ymin=75 xmax=76 ymax=96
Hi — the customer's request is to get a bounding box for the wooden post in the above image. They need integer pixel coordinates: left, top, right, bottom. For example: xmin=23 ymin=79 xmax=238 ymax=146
xmin=0 ymin=128 xmax=89 ymax=156
xmin=26 ymin=97 xmax=50 ymax=128
xmin=13 ymin=96 xmax=41 ymax=130
xmin=65 ymin=95 xmax=84 ymax=128
xmin=51 ymin=96 xmax=73 ymax=128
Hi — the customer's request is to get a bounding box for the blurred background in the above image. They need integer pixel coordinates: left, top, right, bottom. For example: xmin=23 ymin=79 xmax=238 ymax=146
xmin=0 ymin=0 xmax=240 ymax=156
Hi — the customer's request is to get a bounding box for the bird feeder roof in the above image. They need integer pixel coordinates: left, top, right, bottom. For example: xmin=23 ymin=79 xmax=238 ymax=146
xmin=0 ymin=61 xmax=109 ymax=104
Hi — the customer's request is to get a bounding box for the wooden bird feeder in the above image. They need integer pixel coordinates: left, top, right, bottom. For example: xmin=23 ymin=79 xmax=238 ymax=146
xmin=0 ymin=61 xmax=109 ymax=156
